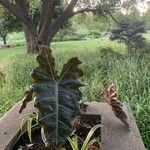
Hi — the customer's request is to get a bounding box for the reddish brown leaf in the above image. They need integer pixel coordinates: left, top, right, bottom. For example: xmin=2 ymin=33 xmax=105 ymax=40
xmin=88 ymin=145 xmax=101 ymax=150
xmin=100 ymin=82 xmax=129 ymax=128
xmin=19 ymin=90 xmax=33 ymax=113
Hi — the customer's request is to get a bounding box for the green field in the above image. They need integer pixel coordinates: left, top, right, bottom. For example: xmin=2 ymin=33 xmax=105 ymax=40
xmin=0 ymin=38 xmax=150 ymax=149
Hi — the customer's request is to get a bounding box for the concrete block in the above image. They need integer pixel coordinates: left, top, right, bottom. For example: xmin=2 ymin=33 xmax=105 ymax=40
xmin=86 ymin=102 xmax=146 ymax=150
xmin=0 ymin=102 xmax=145 ymax=150
xmin=0 ymin=101 xmax=36 ymax=150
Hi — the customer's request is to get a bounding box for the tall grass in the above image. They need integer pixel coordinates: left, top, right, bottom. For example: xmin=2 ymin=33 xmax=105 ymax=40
xmin=97 ymin=50 xmax=150 ymax=148
xmin=0 ymin=54 xmax=36 ymax=116
xmin=0 ymin=39 xmax=149 ymax=148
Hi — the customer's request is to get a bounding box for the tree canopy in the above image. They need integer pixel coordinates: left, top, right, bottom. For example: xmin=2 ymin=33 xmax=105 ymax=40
xmin=0 ymin=6 xmax=22 ymax=45
xmin=109 ymin=21 xmax=146 ymax=55
xmin=0 ymin=0 xmax=140 ymax=53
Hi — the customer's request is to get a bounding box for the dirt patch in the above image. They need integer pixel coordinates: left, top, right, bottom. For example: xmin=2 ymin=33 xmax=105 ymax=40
xmin=13 ymin=114 xmax=101 ymax=150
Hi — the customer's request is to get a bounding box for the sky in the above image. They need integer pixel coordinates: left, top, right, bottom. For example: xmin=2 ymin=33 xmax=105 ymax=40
xmin=121 ymin=0 xmax=150 ymax=15
xmin=137 ymin=0 xmax=150 ymax=13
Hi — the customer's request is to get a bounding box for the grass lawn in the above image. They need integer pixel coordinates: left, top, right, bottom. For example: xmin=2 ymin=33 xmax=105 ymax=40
xmin=0 ymin=38 xmax=150 ymax=149
xmin=0 ymin=38 xmax=125 ymax=58
xmin=0 ymin=46 xmax=24 ymax=61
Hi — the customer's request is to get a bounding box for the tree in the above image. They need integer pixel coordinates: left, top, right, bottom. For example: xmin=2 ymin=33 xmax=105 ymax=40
xmin=0 ymin=0 xmax=138 ymax=53
xmin=142 ymin=8 xmax=150 ymax=30
xmin=0 ymin=13 xmax=8 ymax=45
xmin=0 ymin=8 xmax=21 ymax=45
xmin=109 ymin=21 xmax=146 ymax=56
xmin=114 ymin=6 xmax=141 ymax=25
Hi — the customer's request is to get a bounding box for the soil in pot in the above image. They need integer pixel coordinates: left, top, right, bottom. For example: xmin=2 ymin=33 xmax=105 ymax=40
xmin=13 ymin=114 xmax=101 ymax=150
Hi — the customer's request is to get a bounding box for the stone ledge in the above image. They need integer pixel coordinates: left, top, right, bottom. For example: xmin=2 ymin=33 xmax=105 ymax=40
xmin=0 ymin=101 xmax=36 ymax=150
xmin=86 ymin=102 xmax=146 ymax=150
xmin=0 ymin=102 xmax=146 ymax=150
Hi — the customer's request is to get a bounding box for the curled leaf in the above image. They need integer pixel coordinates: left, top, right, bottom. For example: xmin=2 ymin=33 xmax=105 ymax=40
xmin=19 ymin=90 xmax=33 ymax=114
xmin=100 ymin=82 xmax=129 ymax=128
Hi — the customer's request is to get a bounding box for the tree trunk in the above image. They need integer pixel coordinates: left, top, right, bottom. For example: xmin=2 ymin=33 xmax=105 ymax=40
xmin=46 ymin=8 xmax=75 ymax=46
xmin=22 ymin=14 xmax=67 ymax=53
xmin=2 ymin=36 xmax=7 ymax=45
xmin=22 ymin=21 xmax=62 ymax=53
xmin=22 ymin=25 xmax=38 ymax=54
xmin=23 ymin=26 xmax=31 ymax=53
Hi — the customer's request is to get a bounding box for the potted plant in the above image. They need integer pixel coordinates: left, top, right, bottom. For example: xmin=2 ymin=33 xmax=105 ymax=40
xmin=16 ymin=45 xmax=102 ymax=150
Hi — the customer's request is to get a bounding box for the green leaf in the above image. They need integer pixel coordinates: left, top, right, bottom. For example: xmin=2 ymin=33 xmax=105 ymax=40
xmin=27 ymin=117 xmax=33 ymax=143
xmin=41 ymin=127 xmax=48 ymax=147
xmin=81 ymin=124 xmax=101 ymax=150
xmin=33 ymin=45 xmax=56 ymax=81
xmin=67 ymin=124 xmax=101 ymax=150
xmin=67 ymin=137 xmax=79 ymax=150
xmin=87 ymin=138 xmax=101 ymax=150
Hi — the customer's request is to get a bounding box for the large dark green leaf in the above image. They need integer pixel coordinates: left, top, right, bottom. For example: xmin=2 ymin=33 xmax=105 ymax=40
xmin=19 ymin=45 xmax=85 ymax=146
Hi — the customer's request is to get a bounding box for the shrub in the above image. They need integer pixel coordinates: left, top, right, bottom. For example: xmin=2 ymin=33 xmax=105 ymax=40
xmin=54 ymin=29 xmax=101 ymax=42
xmin=109 ymin=21 xmax=146 ymax=56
